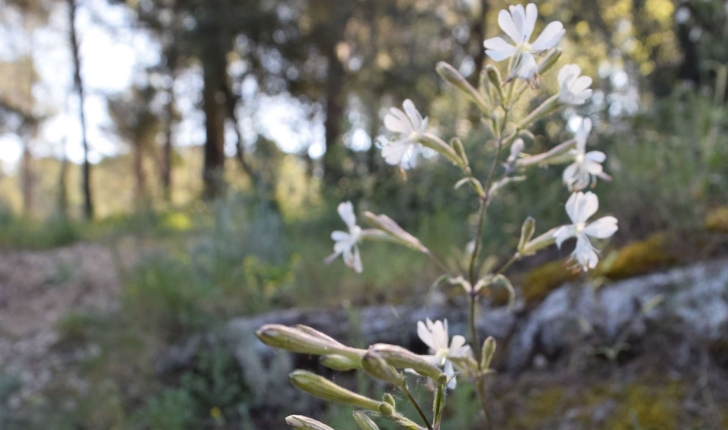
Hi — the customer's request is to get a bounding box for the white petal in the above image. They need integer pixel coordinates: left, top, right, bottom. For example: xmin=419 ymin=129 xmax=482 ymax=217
xmin=418 ymin=116 xmax=429 ymax=135
xmin=484 ymin=37 xmax=517 ymax=61
xmin=565 ymin=192 xmax=579 ymax=222
xmin=562 ymin=162 xmax=579 ymax=185
xmin=382 ymin=141 xmax=414 ymax=165
xmin=432 ymin=320 xmax=448 ymax=350
xmin=584 ymin=216 xmax=618 ymax=239
xmin=324 ymin=250 xmax=341 ymax=265
xmin=575 ymin=118 xmax=592 ymax=151
xmin=516 ymin=52 xmax=539 ymax=79
xmin=402 ymin=99 xmax=422 ymax=130
xmin=498 ymin=9 xmax=522 ymax=43
xmin=576 ymin=192 xmax=599 ymax=223
xmin=449 ymin=335 xmax=466 ymax=355
xmin=523 ymin=3 xmax=538 ymax=41
xmin=384 ymin=110 xmax=410 ymax=134
xmin=331 ymin=230 xmax=349 ymax=241
xmin=400 ymin=143 xmax=420 ymax=169
xmin=554 ymin=225 xmax=575 ymax=248
xmin=337 ymin=201 xmax=356 ymax=228
xmin=584 ymin=160 xmax=604 ymax=175
xmin=558 ymin=64 xmax=580 ymax=87
xmin=572 ymin=76 xmax=594 ymax=93
xmin=531 ymin=21 xmax=565 ymax=51
xmin=444 ymin=360 xmax=457 ymax=390
xmin=572 ymin=235 xmax=599 ymax=270
xmin=354 ymin=248 xmax=363 ymax=273
xmin=418 ymin=321 xmax=435 ymax=350
xmin=509 ymin=4 xmax=526 ymax=38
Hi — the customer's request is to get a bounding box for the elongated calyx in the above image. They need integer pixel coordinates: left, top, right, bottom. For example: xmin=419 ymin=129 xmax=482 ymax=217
xmin=256 ymin=324 xmax=364 ymax=360
xmin=320 ymin=354 xmax=361 ymax=371
xmin=286 ymin=415 xmax=335 ymax=430
xmin=362 ymin=212 xmax=428 ymax=252
xmin=370 ymin=344 xmax=447 ymax=384
xmin=353 ymin=411 xmax=382 ymax=430
xmin=361 ymin=350 xmax=405 ymax=386
xmin=290 ymin=370 xmax=385 ymax=412
xmin=436 ymin=61 xmax=490 ymax=112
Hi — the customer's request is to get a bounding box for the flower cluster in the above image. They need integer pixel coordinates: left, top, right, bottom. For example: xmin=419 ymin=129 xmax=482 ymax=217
xmin=264 ymin=3 xmax=620 ymax=429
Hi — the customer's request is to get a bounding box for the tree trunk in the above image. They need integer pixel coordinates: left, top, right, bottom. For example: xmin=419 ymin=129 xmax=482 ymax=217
xmin=162 ymin=84 xmax=175 ymax=202
xmin=366 ymin=97 xmax=379 ymax=173
xmin=470 ymin=0 xmax=490 ymax=83
xmin=221 ymin=78 xmax=257 ymax=182
xmin=58 ymin=138 xmax=69 ymax=216
xmin=67 ymin=0 xmax=93 ymax=219
xmin=321 ymin=4 xmax=350 ymax=186
xmin=21 ymin=141 xmax=33 ymax=216
xmin=133 ymin=141 xmax=147 ymax=207
xmin=201 ymin=56 xmax=227 ymax=199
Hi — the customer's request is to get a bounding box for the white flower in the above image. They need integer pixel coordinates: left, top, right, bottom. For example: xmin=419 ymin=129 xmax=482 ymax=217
xmin=484 ymin=3 xmax=565 ymax=80
xmin=558 ymin=64 xmax=593 ymax=105
xmin=417 ymin=318 xmax=470 ymax=389
xmin=382 ymin=99 xmax=428 ymax=167
xmin=324 ymin=201 xmax=363 ymax=273
xmin=562 ymin=118 xmax=611 ymax=190
xmin=555 ymin=192 xmax=618 ymax=271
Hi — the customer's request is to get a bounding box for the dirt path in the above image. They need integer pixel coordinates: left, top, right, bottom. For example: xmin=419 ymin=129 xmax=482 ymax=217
xmin=0 ymin=243 xmax=122 ymax=400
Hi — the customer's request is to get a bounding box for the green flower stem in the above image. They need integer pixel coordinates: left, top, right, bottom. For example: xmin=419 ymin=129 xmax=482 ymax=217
xmin=400 ymin=384 xmax=433 ymax=430
xmin=495 ymin=253 xmax=520 ymax=276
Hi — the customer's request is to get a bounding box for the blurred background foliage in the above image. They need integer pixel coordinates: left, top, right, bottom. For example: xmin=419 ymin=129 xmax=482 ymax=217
xmin=1 ymin=0 xmax=728 ymax=428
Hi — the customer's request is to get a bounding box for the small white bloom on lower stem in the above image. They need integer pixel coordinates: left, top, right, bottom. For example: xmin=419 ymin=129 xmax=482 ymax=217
xmin=382 ymin=99 xmax=428 ymax=167
xmin=484 ymin=3 xmax=565 ymax=81
xmin=562 ymin=118 xmax=611 ymax=190
xmin=324 ymin=201 xmax=363 ymax=273
xmin=417 ymin=318 xmax=470 ymax=389
xmin=555 ymin=192 xmax=618 ymax=271
xmin=558 ymin=64 xmax=593 ymax=105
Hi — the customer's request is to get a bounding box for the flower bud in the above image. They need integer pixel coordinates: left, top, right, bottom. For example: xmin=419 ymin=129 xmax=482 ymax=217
xmin=480 ymin=337 xmax=496 ymax=370
xmin=256 ymin=325 xmax=364 ymax=360
xmin=320 ymin=354 xmax=361 ymax=371
xmin=294 ymin=325 xmax=345 ymax=346
xmin=352 ymin=411 xmax=381 ymax=430
xmin=450 ymin=137 xmax=469 ymax=167
xmin=485 ymin=64 xmax=503 ymax=89
xmin=485 ymin=65 xmax=506 ymax=103
xmin=382 ymin=393 xmax=396 ymax=408
xmin=370 ymin=344 xmax=447 ymax=384
xmin=538 ymin=48 xmax=563 ymax=75
xmin=289 ymin=370 xmax=383 ymax=411
xmin=490 ymin=111 xmax=502 ymax=136
xmin=516 ymin=139 xmax=576 ymax=168
xmin=362 ymin=351 xmax=405 ymax=386
xmin=507 ymin=139 xmax=524 ymax=164
xmin=362 ymin=212 xmax=428 ymax=253
xmin=420 ymin=133 xmax=466 ymax=168
xmin=378 ymin=402 xmax=395 ymax=416
xmin=436 ymin=61 xmax=490 ymax=112
xmin=286 ymin=415 xmax=335 ymax=430
xmin=517 ymin=216 xmax=536 ymax=253
xmin=520 ymin=227 xmax=558 ymax=256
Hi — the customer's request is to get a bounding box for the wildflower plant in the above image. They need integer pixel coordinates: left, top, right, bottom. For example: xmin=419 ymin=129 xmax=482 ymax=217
xmin=256 ymin=3 xmax=618 ymax=429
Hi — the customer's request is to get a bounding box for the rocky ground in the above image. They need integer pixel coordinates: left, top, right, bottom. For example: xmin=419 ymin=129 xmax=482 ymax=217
xmin=0 ymin=243 xmax=122 ymax=406
xmin=2 ymin=241 xmax=728 ymax=429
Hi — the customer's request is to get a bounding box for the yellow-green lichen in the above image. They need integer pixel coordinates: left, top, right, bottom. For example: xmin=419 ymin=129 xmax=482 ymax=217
xmin=520 ymin=260 xmax=579 ymax=304
xmin=598 ymin=232 xmax=676 ymax=280
xmin=599 ymin=383 xmax=682 ymax=430
xmin=704 ymin=206 xmax=728 ymax=232
xmin=506 ymin=386 xmax=567 ymax=429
